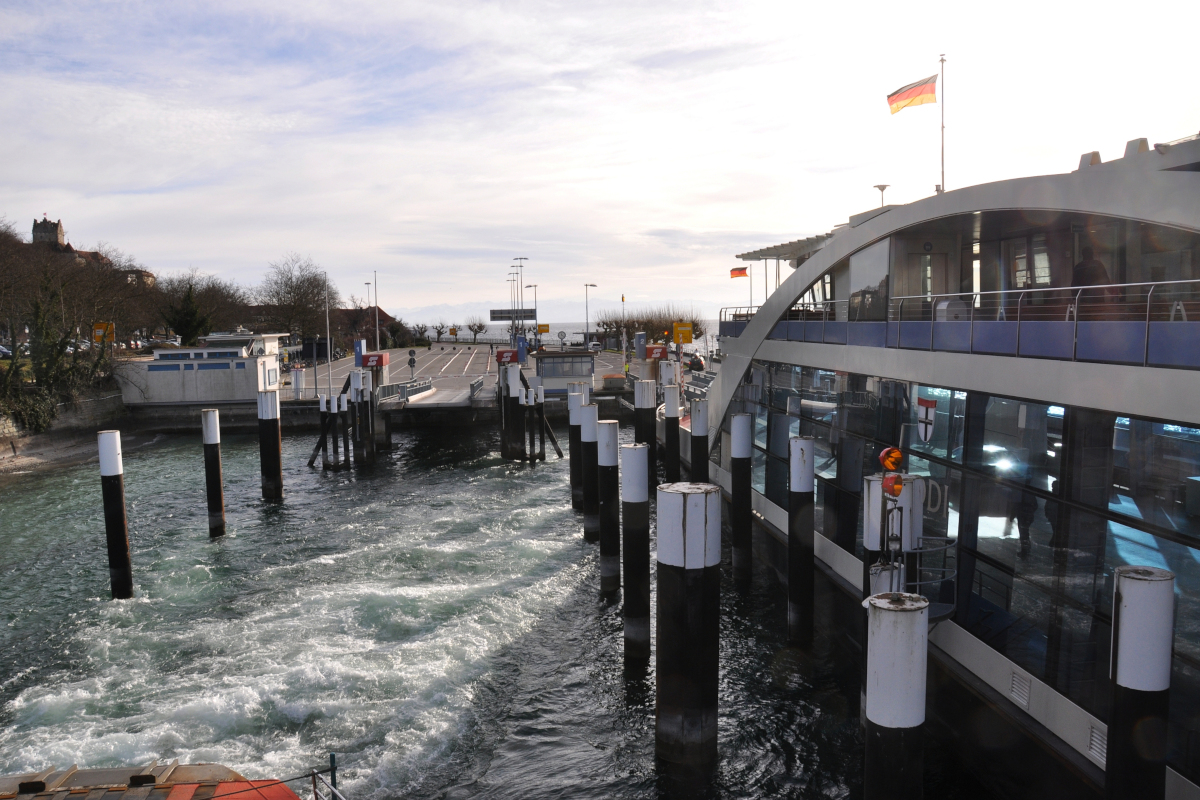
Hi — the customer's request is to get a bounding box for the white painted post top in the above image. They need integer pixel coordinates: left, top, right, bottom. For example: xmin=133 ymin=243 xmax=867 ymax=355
xmin=507 ymin=364 xmax=522 ymax=395
xmin=730 ymin=412 xmax=752 ymax=459
xmin=201 ymin=409 xmax=220 ymax=445
xmin=691 ymin=398 xmax=708 ymax=435
xmin=536 ymin=386 xmax=545 ymax=403
xmin=98 ymin=430 xmax=123 ymax=476
xmin=664 ymin=385 xmax=680 ymax=418
xmin=790 ymin=436 xmax=816 ymax=491
xmin=1113 ymin=565 xmax=1176 ymax=692
xmin=340 ymin=394 xmax=348 ymax=411
xmin=567 ymin=392 xmax=583 ymax=425
xmin=350 ymin=370 xmax=363 ymax=391
xmin=258 ymin=391 xmax=281 ymax=420
xmin=865 ymin=592 xmax=929 ymax=730
xmin=656 ymin=482 xmax=721 ymax=569
xmin=634 ymin=380 xmax=656 ymax=409
xmin=621 ymin=444 xmax=648 ymax=503
xmin=580 ymin=404 xmax=599 ymax=442
xmin=319 ymin=394 xmax=327 ymax=412
xmin=598 ymin=420 xmax=618 ymax=466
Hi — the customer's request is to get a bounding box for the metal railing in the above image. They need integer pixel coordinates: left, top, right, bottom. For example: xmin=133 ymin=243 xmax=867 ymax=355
xmin=469 ymin=376 xmax=485 ymax=398
xmin=311 ymin=771 xmax=347 ymax=800
xmin=377 ymin=377 xmax=433 ymax=402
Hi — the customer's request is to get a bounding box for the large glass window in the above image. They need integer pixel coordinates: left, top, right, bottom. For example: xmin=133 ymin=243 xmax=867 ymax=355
xmin=849 ymin=238 xmax=890 ymax=321
xmin=906 ymin=386 xmax=966 ymax=463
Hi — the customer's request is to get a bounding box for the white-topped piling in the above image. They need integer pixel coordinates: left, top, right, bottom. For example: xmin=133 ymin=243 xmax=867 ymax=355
xmin=789 ymin=436 xmax=816 ymax=646
xmin=663 ymin=384 xmax=681 ymax=483
xmin=598 ymin=420 xmax=621 ymax=596
xmin=257 ymin=391 xmax=283 ymax=500
xmin=201 ymin=409 xmax=225 ymax=537
xmin=634 ymin=380 xmax=657 ymax=489
xmin=580 ymin=403 xmax=600 ymax=542
xmin=318 ymin=395 xmax=331 ymax=470
xmin=622 ymin=443 xmax=650 ymax=659
xmin=730 ymin=412 xmax=753 ymax=584
xmin=98 ymin=430 xmax=133 ymax=599
xmin=689 ymin=398 xmax=709 ymax=483
xmin=864 ymin=592 xmax=928 ymax=800
xmin=567 ymin=391 xmax=584 ymax=509
xmin=656 ymin=482 xmax=722 ymax=773
xmin=1107 ymin=565 xmax=1176 ymax=800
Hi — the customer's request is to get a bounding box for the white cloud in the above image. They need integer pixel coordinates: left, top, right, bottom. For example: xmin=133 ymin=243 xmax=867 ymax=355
xmin=2 ymin=0 xmax=1197 ymax=322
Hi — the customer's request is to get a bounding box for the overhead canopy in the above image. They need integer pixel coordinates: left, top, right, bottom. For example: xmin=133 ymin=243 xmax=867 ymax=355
xmin=735 ymin=232 xmax=836 ymax=266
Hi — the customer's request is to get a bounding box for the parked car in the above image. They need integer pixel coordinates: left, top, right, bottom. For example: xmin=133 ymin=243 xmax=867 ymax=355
xmin=687 ymin=353 xmax=705 ymax=371
xmin=588 ymin=342 xmax=602 ymax=352
xmin=0 ymin=345 xmax=11 ymax=358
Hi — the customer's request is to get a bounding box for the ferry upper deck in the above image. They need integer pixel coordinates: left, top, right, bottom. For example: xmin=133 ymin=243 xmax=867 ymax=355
xmin=703 ymin=132 xmax=1200 ymax=797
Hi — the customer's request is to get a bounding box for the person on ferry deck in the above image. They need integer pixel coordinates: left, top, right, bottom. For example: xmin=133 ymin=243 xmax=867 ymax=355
xmin=1072 ymin=247 xmax=1118 ymax=302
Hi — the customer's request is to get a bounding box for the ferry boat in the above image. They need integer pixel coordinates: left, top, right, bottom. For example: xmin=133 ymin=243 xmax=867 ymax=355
xmin=699 ymin=132 xmax=1200 ymax=798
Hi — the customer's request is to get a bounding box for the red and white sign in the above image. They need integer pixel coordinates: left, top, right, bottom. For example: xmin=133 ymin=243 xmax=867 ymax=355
xmin=916 ymin=396 xmax=937 ymax=442
xmin=645 ymin=344 xmax=668 ymax=359
xmin=496 ymin=349 xmax=518 ymax=364
xmin=362 ymin=353 xmax=390 ymax=368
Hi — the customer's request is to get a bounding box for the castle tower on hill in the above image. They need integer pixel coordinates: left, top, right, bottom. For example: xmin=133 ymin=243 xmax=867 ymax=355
xmin=32 ymin=217 xmax=65 ymax=245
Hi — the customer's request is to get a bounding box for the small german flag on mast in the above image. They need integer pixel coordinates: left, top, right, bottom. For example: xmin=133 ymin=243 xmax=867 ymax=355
xmin=730 ymin=266 xmax=748 ymax=278
xmin=887 ymin=75 xmax=937 ymax=115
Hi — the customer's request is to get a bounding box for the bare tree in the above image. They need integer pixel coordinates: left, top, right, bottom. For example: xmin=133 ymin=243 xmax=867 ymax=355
xmin=432 ymin=320 xmax=447 ymax=342
xmin=156 ymin=268 xmax=250 ymax=340
xmin=255 ymin=253 xmax=341 ymax=337
xmin=465 ymin=315 xmax=487 ymax=343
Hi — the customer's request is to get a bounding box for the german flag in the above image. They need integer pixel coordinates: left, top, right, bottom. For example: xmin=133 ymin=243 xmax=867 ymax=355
xmin=887 ymin=75 xmax=937 ymax=115
xmin=731 ymin=266 xmax=748 ymax=278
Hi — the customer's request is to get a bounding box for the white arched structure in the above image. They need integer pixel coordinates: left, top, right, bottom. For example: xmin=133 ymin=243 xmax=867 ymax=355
xmin=707 ymin=137 xmax=1200 ymax=445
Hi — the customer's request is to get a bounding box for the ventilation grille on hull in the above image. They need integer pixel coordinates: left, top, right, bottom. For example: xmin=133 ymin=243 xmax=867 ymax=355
xmin=1009 ymin=672 xmax=1031 ymax=708
xmin=1089 ymin=725 xmax=1108 ymax=764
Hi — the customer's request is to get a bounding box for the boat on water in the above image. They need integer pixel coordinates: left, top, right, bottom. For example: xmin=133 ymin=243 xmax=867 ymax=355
xmin=0 ymin=763 xmax=339 ymax=800
xmin=681 ymin=131 xmax=1200 ymax=797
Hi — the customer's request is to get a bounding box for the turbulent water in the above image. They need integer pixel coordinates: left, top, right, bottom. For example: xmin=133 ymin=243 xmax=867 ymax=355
xmin=0 ymin=429 xmax=987 ymax=799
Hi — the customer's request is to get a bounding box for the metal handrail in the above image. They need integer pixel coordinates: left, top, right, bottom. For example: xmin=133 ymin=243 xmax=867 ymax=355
xmin=312 ymin=771 xmax=348 ymax=800
xmin=469 ymin=376 xmax=485 ymax=398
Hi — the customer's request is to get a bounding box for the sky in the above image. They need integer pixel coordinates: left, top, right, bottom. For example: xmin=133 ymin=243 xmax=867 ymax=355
xmin=2 ymin=0 xmax=1199 ymax=324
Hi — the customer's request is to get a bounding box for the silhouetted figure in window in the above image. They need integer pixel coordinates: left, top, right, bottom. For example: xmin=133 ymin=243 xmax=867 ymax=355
xmin=1072 ymin=247 xmax=1118 ymax=303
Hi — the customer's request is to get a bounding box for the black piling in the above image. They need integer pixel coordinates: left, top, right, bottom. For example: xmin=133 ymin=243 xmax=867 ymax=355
xmin=655 ymin=482 xmax=721 ymax=775
xmin=568 ymin=391 xmax=584 ymax=510
xmin=730 ymin=412 xmax=753 ymax=585
xmin=788 ymin=435 xmax=816 ymax=647
xmin=319 ymin=395 xmax=331 ymax=470
xmin=581 ymin=403 xmax=600 ymax=543
xmin=634 ymin=380 xmax=657 ymax=489
xmin=1107 ymin=565 xmax=1175 ymax=800
xmin=597 ymin=419 xmax=620 ymax=597
xmin=257 ymin=391 xmax=283 ymax=501
xmin=98 ymin=430 xmax=134 ymax=600
xmin=621 ymin=443 xmax=650 ymax=660
xmin=536 ymin=386 xmax=546 ymax=461
xmin=864 ymin=592 xmax=928 ymax=800
xmin=663 ymin=384 xmax=681 ymax=483
xmin=689 ymin=398 xmax=709 ymax=483
xmin=201 ymin=408 xmax=226 ymax=538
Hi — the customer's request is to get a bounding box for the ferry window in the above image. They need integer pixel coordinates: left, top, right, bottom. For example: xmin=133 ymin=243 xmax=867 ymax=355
xmin=981 ymin=396 xmax=1062 ymax=492
xmin=798 ymin=418 xmax=837 ymax=481
xmin=849 ymin=238 xmax=890 ymax=321
xmin=1102 ymin=415 xmax=1200 ymax=540
xmin=1030 ymin=234 xmax=1052 ymax=286
xmin=906 ymin=385 xmax=966 ymax=463
xmin=906 ymin=454 xmax=961 ymax=546
xmin=1004 ymin=237 xmax=1029 ymax=288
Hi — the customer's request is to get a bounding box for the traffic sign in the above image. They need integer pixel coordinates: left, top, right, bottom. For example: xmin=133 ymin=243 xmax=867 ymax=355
xmin=646 ymin=344 xmax=668 ymax=359
xmin=92 ymin=322 xmax=115 ymax=344
xmin=672 ymin=322 xmax=693 ymax=344
xmin=449 ymin=327 xmax=458 ymax=337
xmin=537 ymin=324 xmax=550 ymax=334
xmin=407 ymin=357 xmax=416 ymax=367
xmin=409 ymin=349 xmax=416 ymax=357
xmin=497 ymin=349 xmax=518 ymax=364
xmin=557 ymin=331 xmax=567 ymax=340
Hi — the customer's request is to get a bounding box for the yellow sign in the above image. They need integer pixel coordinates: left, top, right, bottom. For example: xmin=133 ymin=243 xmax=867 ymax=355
xmin=92 ymin=322 xmax=115 ymax=344
xmin=672 ymin=322 xmax=693 ymax=344
xmin=449 ymin=327 xmax=458 ymax=336
xmin=537 ymin=324 xmax=550 ymax=334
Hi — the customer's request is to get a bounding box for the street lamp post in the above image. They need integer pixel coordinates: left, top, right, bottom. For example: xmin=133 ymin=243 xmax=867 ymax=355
xmin=584 ymin=284 xmax=597 ymax=346
xmin=525 ymin=284 xmax=538 ymax=348
xmin=514 ymin=258 xmax=528 ymax=339
xmin=374 ymin=270 xmax=380 ymax=351
xmin=364 ymin=281 xmax=374 ymax=350
xmin=507 ymin=274 xmax=519 ymax=347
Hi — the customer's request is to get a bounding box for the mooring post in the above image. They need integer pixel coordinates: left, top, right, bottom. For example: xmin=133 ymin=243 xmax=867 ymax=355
xmin=598 ymin=419 xmax=620 ymax=597
xmin=350 ymin=371 xmax=363 ymax=466
xmin=663 ymin=384 xmax=681 ymax=483
xmin=622 ymin=443 xmax=650 ymax=659
xmin=507 ymin=365 xmax=525 ymax=461
xmin=581 ymin=403 xmax=600 ymax=542
xmin=1107 ymin=565 xmax=1175 ymax=800
xmin=656 ymin=482 xmax=721 ymax=774
xmin=634 ymin=379 xmax=657 ymax=489
xmin=689 ymin=398 xmax=709 ymax=483
xmin=293 ymin=367 xmax=305 ymax=400
xmin=527 ymin=388 xmax=537 ymax=465
xmin=788 ymin=436 xmax=816 ymax=647
xmin=339 ymin=393 xmax=350 ymax=469
xmin=536 ymin=386 xmax=546 ymax=461
xmin=98 ymin=430 xmax=134 ymax=600
xmin=330 ymin=394 xmax=341 ymax=469
xmin=567 ymin=391 xmax=583 ymax=509
xmin=201 ymin=408 xmax=226 ymax=538
xmin=864 ymin=592 xmax=928 ymax=800
xmin=730 ymin=412 xmax=753 ymax=585
xmin=362 ymin=371 xmax=375 ymax=465
xmin=319 ymin=395 xmax=331 ymax=470
xmin=257 ymin=391 xmax=283 ymax=501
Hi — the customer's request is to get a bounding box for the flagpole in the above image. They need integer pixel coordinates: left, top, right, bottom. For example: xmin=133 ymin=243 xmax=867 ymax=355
xmin=940 ymin=54 xmax=946 ymax=192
